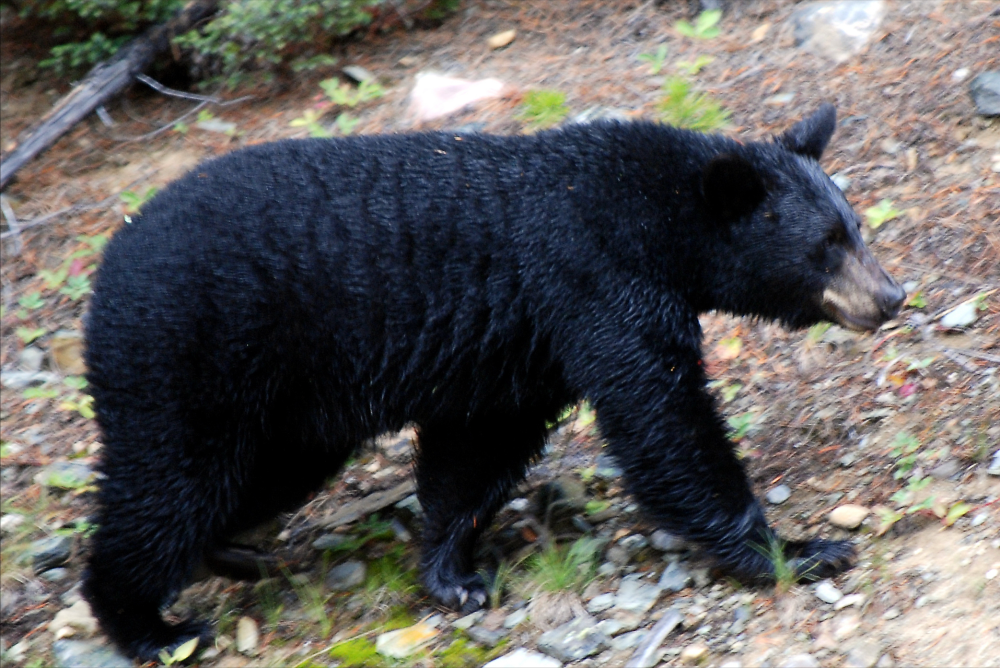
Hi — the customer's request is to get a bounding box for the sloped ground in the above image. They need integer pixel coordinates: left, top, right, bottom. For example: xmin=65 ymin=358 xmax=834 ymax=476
xmin=1 ymin=1 xmax=998 ymax=667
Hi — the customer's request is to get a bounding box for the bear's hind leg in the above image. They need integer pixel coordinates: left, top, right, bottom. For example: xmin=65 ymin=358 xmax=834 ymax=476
xmin=84 ymin=460 xmax=232 ymax=661
xmin=415 ymin=417 xmax=548 ymax=612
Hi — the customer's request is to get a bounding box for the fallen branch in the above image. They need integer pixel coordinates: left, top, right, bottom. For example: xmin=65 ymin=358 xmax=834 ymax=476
xmin=0 ymin=0 xmax=219 ymax=190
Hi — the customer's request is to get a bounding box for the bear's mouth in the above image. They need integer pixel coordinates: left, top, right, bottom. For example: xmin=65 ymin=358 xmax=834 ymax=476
xmin=819 ymin=298 xmax=886 ymax=332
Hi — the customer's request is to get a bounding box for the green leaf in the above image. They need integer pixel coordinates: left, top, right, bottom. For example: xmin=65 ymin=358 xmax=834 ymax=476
xmin=637 ymin=45 xmax=669 ymax=74
xmin=18 ymin=292 xmax=45 ymax=310
xmin=171 ymin=637 xmax=200 ymax=663
xmin=906 ymin=496 xmax=935 ymax=514
xmin=585 ymin=500 xmax=610 ymax=515
xmin=518 ymin=90 xmax=570 ymax=130
xmin=906 ymin=291 xmax=926 ymax=308
xmin=676 ymin=9 xmax=722 ymax=39
xmin=944 ymin=501 xmax=972 ymax=526
xmin=906 ymin=356 xmax=935 ymax=371
xmin=721 ymin=383 xmax=742 ymax=403
xmin=23 ymin=386 xmax=59 ymax=400
xmin=64 ymin=376 xmax=89 ymax=390
xmin=335 ymin=113 xmax=360 ymax=135
xmin=865 ymin=199 xmax=902 ymax=229
xmin=16 ymin=327 xmax=46 ymax=344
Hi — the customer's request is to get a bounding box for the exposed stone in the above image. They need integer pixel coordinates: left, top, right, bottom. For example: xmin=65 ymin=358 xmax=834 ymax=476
xmin=779 ymin=654 xmax=821 ymax=668
xmin=28 ymin=535 xmax=73 ymax=573
xmin=487 ymin=29 xmax=516 ymax=50
xmin=610 ymin=629 xmax=646 ymax=651
xmin=833 ymin=593 xmax=864 ymax=610
xmin=614 ymin=574 xmax=662 ymax=614
xmin=828 ymin=504 xmax=869 ymax=529
xmin=504 ymin=608 xmax=528 ymax=629
xmin=650 ymin=530 xmax=686 ymax=553
xmin=659 ymin=561 xmax=692 ymax=592
xmin=326 ymin=560 xmax=366 ymax=591
xmin=236 ymin=616 xmax=259 ymax=654
xmin=814 ymin=580 xmax=844 ymax=604
xmin=587 ymin=592 xmax=616 ymax=614
xmin=485 ymin=648 xmax=562 ymax=668
xmin=342 ymin=65 xmax=374 ymax=83
xmin=52 ymin=640 xmax=132 ymax=668
xmin=18 ymin=347 xmax=44 ymax=372
xmin=49 ymin=600 xmax=98 ymax=639
xmin=970 ymin=71 xmax=1000 ymax=117
xmin=679 ymin=642 xmax=709 ymax=665
xmin=538 ymin=617 xmax=610 ymax=663
xmin=452 ymin=611 xmax=485 ymax=630
xmin=50 ymin=330 xmax=87 ymax=375
xmin=766 ymin=485 xmax=791 ymax=504
xmin=311 ymin=533 xmax=348 ymax=551
xmin=790 ymin=1 xmax=886 ymax=63
xmin=844 ymin=641 xmax=882 ymax=668
xmin=376 ymin=623 xmax=439 ymax=658
xmin=466 ymin=625 xmax=505 ymax=646
xmin=0 ymin=513 xmax=25 ymax=534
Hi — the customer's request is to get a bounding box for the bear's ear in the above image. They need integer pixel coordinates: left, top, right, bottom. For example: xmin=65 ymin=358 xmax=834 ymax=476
xmin=778 ymin=103 xmax=836 ymax=160
xmin=700 ymin=153 xmax=768 ymax=221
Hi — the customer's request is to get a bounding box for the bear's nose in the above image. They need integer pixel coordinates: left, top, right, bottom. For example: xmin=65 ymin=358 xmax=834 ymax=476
xmin=878 ymin=280 xmax=906 ymax=320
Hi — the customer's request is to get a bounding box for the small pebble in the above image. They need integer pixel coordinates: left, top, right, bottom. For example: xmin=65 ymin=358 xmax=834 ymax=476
xmin=953 ymin=67 xmax=970 ymax=82
xmin=828 ymin=504 xmax=869 ymax=529
xmin=779 ymin=654 xmax=820 ymax=668
xmin=834 ymin=593 xmax=864 ymax=610
xmin=766 ymin=485 xmax=791 ymax=505
xmin=487 ymin=29 xmax=516 ymax=49
xmin=814 ymin=581 xmax=844 ymax=604
xmin=882 ymin=608 xmax=900 ymax=620
xmin=986 ymin=568 xmax=998 ymax=581
xmin=236 ymin=617 xmax=259 ymax=655
xmin=679 ymin=642 xmax=709 ymax=665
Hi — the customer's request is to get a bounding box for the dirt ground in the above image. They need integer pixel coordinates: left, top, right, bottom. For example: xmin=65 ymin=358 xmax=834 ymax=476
xmin=1 ymin=1 xmax=998 ymax=667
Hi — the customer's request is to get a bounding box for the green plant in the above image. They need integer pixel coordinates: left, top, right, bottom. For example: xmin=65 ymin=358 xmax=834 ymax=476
xmin=23 ymin=386 xmax=59 ymax=400
xmin=637 ymin=45 xmax=669 ymax=74
xmin=750 ymin=536 xmax=799 ymax=593
xmin=806 ymin=322 xmax=832 ymax=344
xmin=726 ymin=412 xmax=757 ymax=441
xmin=335 ymin=113 xmax=360 ymax=135
xmin=721 ymin=383 xmax=742 ymax=403
xmin=59 ymin=274 xmax=93 ymax=301
xmin=864 ymin=199 xmax=901 ymax=229
xmin=38 ymin=267 xmax=68 ymax=290
xmin=320 ymin=77 xmax=385 ymax=107
xmin=328 ymin=636 xmax=381 ymax=667
xmin=437 ymin=636 xmax=506 ymax=668
xmin=484 ymin=559 xmax=518 ymax=609
xmin=585 ymin=499 xmax=610 ymax=516
xmin=518 ymin=90 xmax=570 ymax=130
xmin=288 ymin=567 xmax=334 ymax=638
xmin=527 ymin=537 xmax=600 ymax=593
xmin=18 ymin=292 xmax=46 ymax=312
xmin=158 ymin=637 xmax=199 ymax=665
xmin=120 ymin=187 xmax=159 ymax=214
xmin=906 ymin=291 xmax=926 ymax=308
xmin=675 ymin=55 xmax=714 ymax=75
xmin=656 ymin=76 xmax=730 ymax=131
xmin=889 ymin=432 xmax=921 ymax=478
xmin=290 ymin=109 xmax=335 ymax=138
xmin=675 ymin=9 xmax=722 ymax=39
xmin=16 ymin=327 xmax=47 ymax=344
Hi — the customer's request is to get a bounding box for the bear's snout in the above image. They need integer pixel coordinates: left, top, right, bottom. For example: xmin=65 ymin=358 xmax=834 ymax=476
xmin=820 ymin=246 xmax=904 ymax=331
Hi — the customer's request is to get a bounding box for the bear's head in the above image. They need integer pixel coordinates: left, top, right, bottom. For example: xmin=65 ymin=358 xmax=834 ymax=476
xmin=699 ymin=104 xmax=905 ymax=331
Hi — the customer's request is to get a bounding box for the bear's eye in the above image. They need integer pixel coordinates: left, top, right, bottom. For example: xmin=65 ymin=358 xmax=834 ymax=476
xmin=823 ymin=226 xmax=847 ymax=250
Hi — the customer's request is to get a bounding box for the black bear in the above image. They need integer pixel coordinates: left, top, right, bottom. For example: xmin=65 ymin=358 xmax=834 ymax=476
xmin=83 ymin=104 xmax=904 ymax=660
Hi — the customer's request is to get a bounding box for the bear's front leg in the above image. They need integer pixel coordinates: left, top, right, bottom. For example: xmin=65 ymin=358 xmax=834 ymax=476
xmin=415 ymin=418 xmax=549 ymax=611
xmin=579 ymin=340 xmax=854 ymax=582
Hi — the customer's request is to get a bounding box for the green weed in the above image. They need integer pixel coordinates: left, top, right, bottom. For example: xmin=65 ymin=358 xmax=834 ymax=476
xmin=656 ymin=77 xmax=730 ymax=131
xmin=437 ymin=636 xmax=506 ymax=668
xmin=889 ymin=432 xmax=921 ymax=478
xmin=864 ymin=199 xmax=902 ymax=229
xmin=484 ymin=559 xmax=518 ymax=609
xmin=290 ymin=109 xmax=334 ymax=138
xmin=726 ymin=412 xmax=757 ymax=441
xmin=675 ymin=55 xmax=714 ymax=75
xmin=328 ymin=636 xmax=381 ymax=667
xmin=637 ymin=45 xmax=669 ymax=74
xmin=526 ymin=537 xmax=600 ymax=593
xmin=518 ymin=90 xmax=570 ymax=130
xmin=675 ymin=9 xmax=722 ymax=39
xmin=320 ymin=77 xmax=385 ymax=107
xmin=119 ymin=187 xmax=159 ymax=214
xmin=16 ymin=327 xmax=46 ymax=344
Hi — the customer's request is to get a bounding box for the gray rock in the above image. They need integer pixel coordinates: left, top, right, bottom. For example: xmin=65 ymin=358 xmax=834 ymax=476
xmin=594 ymin=453 xmax=623 ymax=479
xmin=929 ymin=458 xmax=961 ymax=479
xmin=587 ymin=592 xmax=616 ymax=614
xmin=941 ymin=300 xmax=979 ymax=328
xmin=453 ymin=611 xmax=485 ymax=630
xmin=970 ymin=511 xmax=988 ymax=527
xmin=326 ymin=560 xmax=366 ymax=591
xmin=52 ymin=640 xmax=132 ymax=668
xmin=466 ymin=625 xmax=505 ymax=647
xmin=395 ymin=493 xmax=423 ymax=516
xmin=18 ymin=347 xmax=44 ymax=372
xmin=844 ymin=641 xmax=882 ymax=668
xmin=779 ymin=654 xmax=821 ymax=668
xmin=814 ymin=580 xmax=844 ymax=604
xmin=41 ymin=567 xmax=69 ymax=582
xmin=970 ymin=71 xmax=1000 ymax=117
xmin=375 ymin=430 xmax=415 ymax=462
xmin=312 ymin=533 xmax=348 ymax=551
xmin=610 ymin=629 xmax=646 ymax=651
xmin=607 ymin=545 xmax=630 ymax=567
xmin=659 ymin=562 xmax=692 ymax=592
xmin=597 ymin=562 xmax=619 ymax=577
xmin=0 ymin=513 xmax=25 ymax=534
xmin=650 ymin=530 xmax=686 ymax=553
xmin=831 ymin=173 xmax=852 ymax=191
xmin=766 ymin=484 xmax=791 ymax=504
xmin=29 ymin=535 xmax=73 ymax=573
xmin=342 ymin=65 xmax=375 ymax=83
xmin=690 ymin=567 xmax=711 ymax=589
xmin=485 ymin=648 xmax=562 ymax=668
xmin=619 ymin=534 xmax=648 ymax=555
xmin=0 ymin=370 xmax=59 ymax=389
xmin=504 ymin=608 xmax=528 ymax=629
xmin=987 ymin=450 xmax=1000 ymax=476
xmin=790 ymin=1 xmax=886 ymax=63
xmin=34 ymin=461 xmax=97 ymax=490
xmin=614 ymin=574 xmax=662 ymax=614
xmin=569 ymin=107 xmax=630 ymax=126
xmin=538 ymin=617 xmax=610 ymax=662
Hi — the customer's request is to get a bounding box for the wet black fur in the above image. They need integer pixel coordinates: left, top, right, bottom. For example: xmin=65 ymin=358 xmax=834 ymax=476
xmin=84 ymin=106 xmax=859 ymax=660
